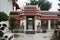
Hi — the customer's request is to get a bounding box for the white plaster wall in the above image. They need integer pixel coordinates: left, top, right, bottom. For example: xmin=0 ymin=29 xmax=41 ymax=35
xmin=20 ymin=19 xmax=41 ymax=31
xmin=0 ymin=21 xmax=9 ymax=27
xmin=0 ymin=0 xmax=13 ymax=16
xmin=35 ymin=20 xmax=41 ymax=31
xmin=20 ymin=20 xmax=26 ymax=31
xmin=0 ymin=21 xmax=10 ymax=33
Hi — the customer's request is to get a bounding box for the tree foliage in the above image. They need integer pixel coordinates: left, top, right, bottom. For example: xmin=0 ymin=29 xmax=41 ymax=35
xmin=10 ymin=17 xmax=16 ymax=27
xmin=9 ymin=17 xmax=16 ymax=33
xmin=38 ymin=0 xmax=51 ymax=10
xmin=26 ymin=0 xmax=52 ymax=11
xmin=0 ymin=12 xmax=8 ymax=22
xmin=30 ymin=0 xmax=38 ymax=5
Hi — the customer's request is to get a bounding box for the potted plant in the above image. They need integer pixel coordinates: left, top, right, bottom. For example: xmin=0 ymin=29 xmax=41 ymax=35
xmin=37 ymin=31 xmax=41 ymax=33
xmin=14 ymin=29 xmax=19 ymax=33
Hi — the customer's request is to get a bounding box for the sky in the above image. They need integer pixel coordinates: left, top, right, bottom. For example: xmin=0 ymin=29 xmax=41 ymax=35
xmin=17 ymin=0 xmax=59 ymax=11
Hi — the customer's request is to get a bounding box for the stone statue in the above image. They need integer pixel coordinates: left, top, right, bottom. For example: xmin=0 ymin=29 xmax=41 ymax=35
xmin=37 ymin=22 xmax=41 ymax=31
xmin=21 ymin=22 xmax=24 ymax=31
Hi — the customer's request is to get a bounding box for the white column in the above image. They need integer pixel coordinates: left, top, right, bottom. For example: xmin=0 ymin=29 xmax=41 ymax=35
xmin=14 ymin=6 xmax=16 ymax=11
xmin=35 ymin=20 xmax=37 ymax=31
xmin=48 ymin=20 xmax=51 ymax=30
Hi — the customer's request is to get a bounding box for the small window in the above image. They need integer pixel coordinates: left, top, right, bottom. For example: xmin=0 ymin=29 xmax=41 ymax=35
xmin=2 ymin=24 xmax=7 ymax=27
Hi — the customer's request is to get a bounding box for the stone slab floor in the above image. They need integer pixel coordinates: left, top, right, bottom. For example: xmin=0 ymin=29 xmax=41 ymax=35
xmin=14 ymin=31 xmax=53 ymax=40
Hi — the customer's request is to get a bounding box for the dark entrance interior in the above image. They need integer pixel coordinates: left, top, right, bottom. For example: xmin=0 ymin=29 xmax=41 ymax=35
xmin=26 ymin=16 xmax=35 ymax=30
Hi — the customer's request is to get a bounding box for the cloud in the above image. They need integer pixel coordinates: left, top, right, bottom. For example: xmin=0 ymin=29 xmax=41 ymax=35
xmin=17 ymin=0 xmax=59 ymax=11
xmin=47 ymin=0 xmax=59 ymax=11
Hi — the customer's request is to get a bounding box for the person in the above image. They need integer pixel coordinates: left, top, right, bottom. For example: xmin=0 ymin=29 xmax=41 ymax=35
xmin=37 ymin=22 xmax=41 ymax=31
xmin=20 ymin=22 xmax=24 ymax=31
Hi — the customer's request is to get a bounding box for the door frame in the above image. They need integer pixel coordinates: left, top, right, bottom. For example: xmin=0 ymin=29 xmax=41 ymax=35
xmin=26 ymin=16 xmax=35 ymax=30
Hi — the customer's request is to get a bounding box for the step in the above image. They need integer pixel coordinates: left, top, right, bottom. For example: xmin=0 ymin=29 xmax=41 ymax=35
xmin=26 ymin=30 xmax=35 ymax=34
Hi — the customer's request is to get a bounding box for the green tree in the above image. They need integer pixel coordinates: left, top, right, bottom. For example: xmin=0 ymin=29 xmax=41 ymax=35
xmin=0 ymin=12 xmax=8 ymax=22
xmin=27 ymin=0 xmax=51 ymax=11
xmin=10 ymin=17 xmax=16 ymax=33
xmin=30 ymin=0 xmax=38 ymax=5
xmin=38 ymin=0 xmax=51 ymax=10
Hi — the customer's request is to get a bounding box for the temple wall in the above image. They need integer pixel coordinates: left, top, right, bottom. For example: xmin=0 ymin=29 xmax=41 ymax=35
xmin=35 ymin=20 xmax=41 ymax=31
xmin=0 ymin=21 xmax=9 ymax=27
xmin=20 ymin=20 xmax=26 ymax=31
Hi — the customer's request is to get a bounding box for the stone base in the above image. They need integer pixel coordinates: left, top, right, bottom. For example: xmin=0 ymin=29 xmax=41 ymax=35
xmin=25 ymin=30 xmax=35 ymax=34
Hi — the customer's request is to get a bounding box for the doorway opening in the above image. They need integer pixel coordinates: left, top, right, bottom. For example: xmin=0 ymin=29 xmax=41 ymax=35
xmin=26 ymin=16 xmax=35 ymax=30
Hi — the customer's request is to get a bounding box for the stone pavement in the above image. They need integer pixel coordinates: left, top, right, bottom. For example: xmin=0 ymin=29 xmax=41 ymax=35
xmin=14 ymin=31 xmax=54 ymax=40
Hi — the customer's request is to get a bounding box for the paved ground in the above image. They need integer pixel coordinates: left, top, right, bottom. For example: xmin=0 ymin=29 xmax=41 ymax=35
xmin=14 ymin=31 xmax=54 ymax=40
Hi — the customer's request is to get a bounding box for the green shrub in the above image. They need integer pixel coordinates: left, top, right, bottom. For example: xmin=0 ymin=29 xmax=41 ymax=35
xmin=14 ymin=34 xmax=20 ymax=37
xmin=0 ymin=31 xmax=4 ymax=37
xmin=42 ymin=29 xmax=47 ymax=33
xmin=20 ymin=31 xmax=24 ymax=33
xmin=14 ymin=30 xmax=19 ymax=33
xmin=0 ymin=12 xmax=8 ymax=22
xmin=14 ymin=30 xmax=24 ymax=33
xmin=37 ymin=31 xmax=41 ymax=33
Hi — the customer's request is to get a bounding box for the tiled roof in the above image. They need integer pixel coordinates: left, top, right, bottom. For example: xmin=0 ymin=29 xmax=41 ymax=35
xmin=25 ymin=5 xmax=38 ymax=7
xmin=40 ymin=16 xmax=59 ymax=20
xmin=20 ymin=13 xmax=40 ymax=16
xmin=9 ymin=5 xmax=59 ymax=20
xmin=41 ymin=11 xmax=59 ymax=15
xmin=21 ymin=5 xmax=40 ymax=16
xmin=9 ymin=11 xmax=20 ymax=15
xmin=24 ymin=7 xmax=36 ymax=10
xmin=24 ymin=5 xmax=38 ymax=10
